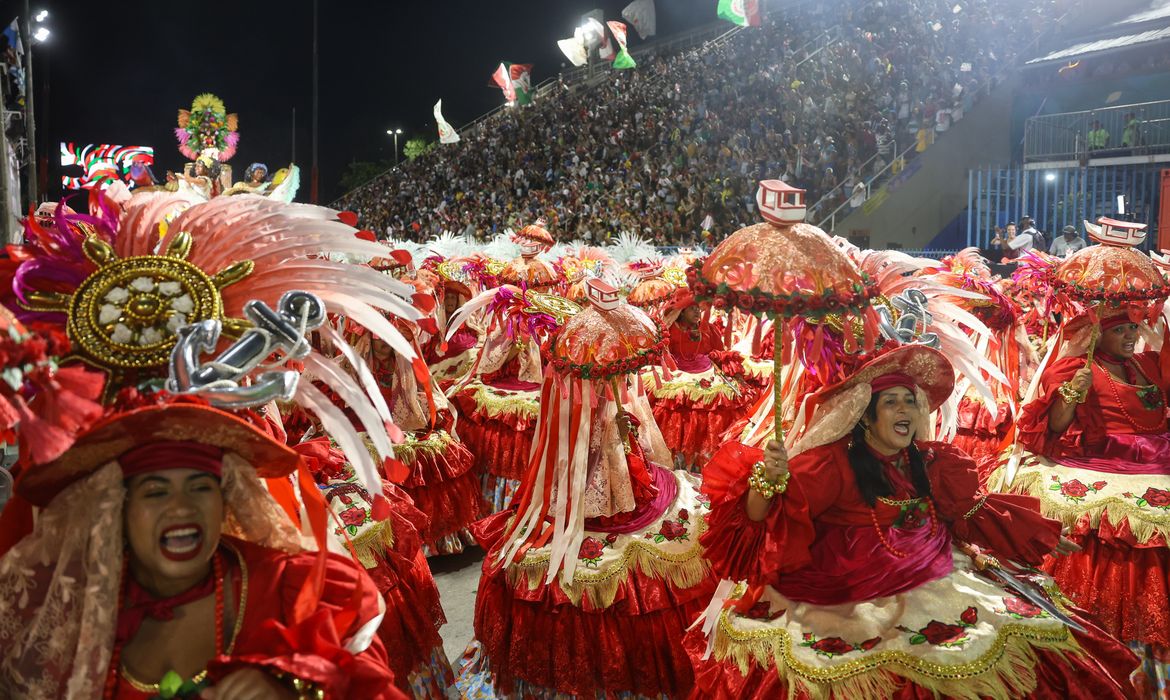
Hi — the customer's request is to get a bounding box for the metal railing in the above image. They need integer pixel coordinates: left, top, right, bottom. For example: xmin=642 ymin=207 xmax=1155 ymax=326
xmin=817 ymin=141 xmax=918 ymax=231
xmin=1023 ymin=98 xmax=1170 ymax=162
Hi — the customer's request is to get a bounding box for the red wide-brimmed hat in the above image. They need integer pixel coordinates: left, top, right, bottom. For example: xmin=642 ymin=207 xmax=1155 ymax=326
xmin=17 ymin=403 xmax=301 ymax=506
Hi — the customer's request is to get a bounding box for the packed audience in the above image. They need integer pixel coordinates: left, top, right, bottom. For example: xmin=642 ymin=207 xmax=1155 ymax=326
xmin=335 ymin=0 xmax=1063 ymax=245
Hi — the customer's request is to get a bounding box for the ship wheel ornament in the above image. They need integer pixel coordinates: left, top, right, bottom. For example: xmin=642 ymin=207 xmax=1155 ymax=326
xmin=24 ymin=231 xmax=253 ymax=370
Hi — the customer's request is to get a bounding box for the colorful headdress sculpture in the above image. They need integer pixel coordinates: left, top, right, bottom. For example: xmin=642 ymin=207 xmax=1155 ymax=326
xmin=176 ymin=93 xmax=239 ymax=162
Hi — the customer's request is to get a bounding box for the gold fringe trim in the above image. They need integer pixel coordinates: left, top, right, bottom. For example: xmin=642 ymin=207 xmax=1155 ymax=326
xmin=350 ymin=520 xmax=395 ymax=569
xmin=713 ymin=610 xmax=1082 ymax=700
xmin=392 ymin=430 xmax=457 ymax=466
xmin=468 ymin=382 xmax=539 ymax=420
xmin=645 ymin=376 xmax=737 ymax=403
xmin=743 ymin=357 xmax=774 ymax=378
xmin=505 ymin=518 xmax=711 ymax=609
xmin=994 ymin=464 xmax=1170 ymax=547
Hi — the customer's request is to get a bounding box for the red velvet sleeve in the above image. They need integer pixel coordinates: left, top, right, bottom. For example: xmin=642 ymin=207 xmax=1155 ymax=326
xmin=211 ymin=540 xmax=406 ymax=699
xmin=1017 ymin=356 xmax=1099 ymax=459
xmin=926 ymin=442 xmax=1060 ymax=566
xmin=698 ymin=441 xmax=841 ymax=586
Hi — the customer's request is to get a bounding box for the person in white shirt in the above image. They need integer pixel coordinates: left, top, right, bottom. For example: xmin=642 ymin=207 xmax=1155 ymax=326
xmin=1049 ymin=225 xmax=1087 ymax=257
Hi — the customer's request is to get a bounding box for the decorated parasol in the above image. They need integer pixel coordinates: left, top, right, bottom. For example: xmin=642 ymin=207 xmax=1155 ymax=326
xmin=1053 ymin=218 xmax=1168 ymax=309
xmin=687 ymin=180 xmax=876 ymax=440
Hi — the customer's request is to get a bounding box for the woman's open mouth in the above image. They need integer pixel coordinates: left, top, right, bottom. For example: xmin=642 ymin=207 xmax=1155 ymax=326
xmin=159 ymin=524 xmax=204 ymax=561
xmin=892 ymin=420 xmax=912 ymax=437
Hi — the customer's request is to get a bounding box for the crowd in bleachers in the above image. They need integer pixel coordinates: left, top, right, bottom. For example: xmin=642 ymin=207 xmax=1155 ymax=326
xmin=335 ymin=0 xmax=1060 ymax=245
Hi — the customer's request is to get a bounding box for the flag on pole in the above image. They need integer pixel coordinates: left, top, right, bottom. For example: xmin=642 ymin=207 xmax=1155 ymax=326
xmin=607 ymin=21 xmax=637 ymax=70
xmin=717 ymin=0 xmax=762 ymax=27
xmin=558 ymin=33 xmax=588 ymax=67
xmin=490 ymin=62 xmax=534 ymax=106
xmin=434 ymin=100 xmax=459 ymax=144
xmin=4 ymin=18 xmax=22 ymax=56
xmin=622 ymin=0 xmax=656 ymax=39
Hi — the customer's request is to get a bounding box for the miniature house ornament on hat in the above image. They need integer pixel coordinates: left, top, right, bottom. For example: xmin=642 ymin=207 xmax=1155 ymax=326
xmin=586 ymin=278 xmax=620 ymax=310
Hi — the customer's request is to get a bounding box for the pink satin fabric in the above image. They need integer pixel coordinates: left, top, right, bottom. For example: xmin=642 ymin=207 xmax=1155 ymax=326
xmin=777 ymin=519 xmax=954 ymax=605
xmin=1060 ymin=432 xmax=1170 ymax=475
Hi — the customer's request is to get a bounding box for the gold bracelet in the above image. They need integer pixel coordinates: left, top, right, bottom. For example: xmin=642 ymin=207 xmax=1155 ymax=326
xmin=273 ymin=671 xmax=325 ymax=700
xmin=748 ymin=461 xmax=790 ymax=499
xmin=1057 ymin=381 xmax=1086 ymax=405
xmin=963 ymin=494 xmax=989 ymax=520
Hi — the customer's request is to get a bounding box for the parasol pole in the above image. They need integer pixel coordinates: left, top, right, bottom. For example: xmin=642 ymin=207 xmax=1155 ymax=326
xmin=773 ymin=320 xmax=784 ymax=443
xmin=1085 ymin=322 xmax=1100 ymax=367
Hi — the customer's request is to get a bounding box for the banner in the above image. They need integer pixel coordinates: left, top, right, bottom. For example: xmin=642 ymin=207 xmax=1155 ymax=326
xmin=717 ymin=0 xmax=761 ymax=27
xmin=60 ymin=143 xmax=155 ymax=190
xmin=622 ymin=0 xmax=656 ymax=39
xmin=606 ymin=21 xmax=637 ymax=70
xmin=434 ymin=100 xmax=459 ymax=144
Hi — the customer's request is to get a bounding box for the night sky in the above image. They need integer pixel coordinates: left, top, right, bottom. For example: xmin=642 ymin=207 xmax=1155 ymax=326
xmin=15 ymin=0 xmax=717 ymax=203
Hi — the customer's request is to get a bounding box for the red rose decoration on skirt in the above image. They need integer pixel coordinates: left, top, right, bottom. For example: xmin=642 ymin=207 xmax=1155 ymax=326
xmin=1141 ymin=486 xmax=1170 ymax=508
xmin=661 ymin=520 xmax=687 ymax=539
xmin=578 ymin=536 xmax=605 ymax=561
xmin=811 ymin=637 xmax=854 ymax=656
xmin=960 ymin=606 xmax=979 ymax=626
xmin=339 ymin=507 xmax=367 ymax=527
xmin=1059 ymin=479 xmax=1089 ymax=499
xmin=921 ymin=620 xmax=967 ymax=645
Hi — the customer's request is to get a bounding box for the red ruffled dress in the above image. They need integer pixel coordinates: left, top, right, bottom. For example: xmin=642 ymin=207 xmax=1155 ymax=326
xmin=1003 ymin=352 xmax=1170 ymax=693
xmin=306 ymin=438 xmax=456 ymax=699
xmin=110 ymin=537 xmax=403 ymax=700
xmin=375 ymin=365 xmax=484 ymax=556
xmin=459 ymin=432 xmax=718 ymax=699
xmin=686 ymin=438 xmax=1137 ymax=699
xmin=450 ymin=354 xmax=540 ymax=513
xmin=953 ymin=389 xmax=1012 ymax=471
xmin=649 ymin=322 xmax=757 ymax=471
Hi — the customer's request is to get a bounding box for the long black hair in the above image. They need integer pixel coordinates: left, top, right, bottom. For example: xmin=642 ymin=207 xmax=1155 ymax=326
xmin=846 ymin=393 xmax=932 ymax=507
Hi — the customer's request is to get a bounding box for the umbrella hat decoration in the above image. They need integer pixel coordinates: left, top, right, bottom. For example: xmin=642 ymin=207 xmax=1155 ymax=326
xmin=687 ymin=180 xmax=877 ymax=440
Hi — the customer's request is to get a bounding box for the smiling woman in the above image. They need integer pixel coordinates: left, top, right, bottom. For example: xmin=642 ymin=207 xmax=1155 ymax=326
xmin=0 ymin=404 xmax=407 ymax=700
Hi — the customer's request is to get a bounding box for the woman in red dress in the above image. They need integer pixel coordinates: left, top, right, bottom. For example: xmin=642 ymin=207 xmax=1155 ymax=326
xmin=999 ymin=309 xmax=1170 ymax=694
xmin=0 ymin=404 xmax=403 ymax=700
xmin=686 ymin=346 xmax=1136 ymax=699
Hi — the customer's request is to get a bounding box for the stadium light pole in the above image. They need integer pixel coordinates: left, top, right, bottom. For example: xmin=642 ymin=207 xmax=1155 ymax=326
xmin=311 ymin=0 xmax=319 ymax=203
xmin=387 ymin=128 xmax=403 ymax=165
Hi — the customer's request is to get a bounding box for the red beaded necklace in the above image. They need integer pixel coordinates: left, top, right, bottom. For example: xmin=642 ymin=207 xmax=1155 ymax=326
xmin=1098 ymin=362 xmax=1165 ymax=432
xmin=864 ymin=447 xmax=937 ymax=558
xmin=102 ymin=551 xmax=226 ymax=700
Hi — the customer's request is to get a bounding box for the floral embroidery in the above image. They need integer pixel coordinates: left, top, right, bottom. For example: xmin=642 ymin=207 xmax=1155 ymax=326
xmin=892 ymin=500 xmax=929 ymax=529
xmin=995 ymin=596 xmax=1050 ymax=620
xmin=744 ymin=601 xmax=786 ymax=621
xmin=695 ymin=493 xmax=711 ymax=509
xmin=1121 ymin=487 xmax=1170 ymax=510
xmin=645 ymin=511 xmax=691 ymax=543
xmin=799 ymin=632 xmax=882 ymax=658
xmin=1137 ymin=384 xmax=1165 ymax=411
xmin=1048 ymin=475 xmax=1105 ymax=503
xmin=898 ymin=606 xmax=978 ymax=648
xmin=577 ymin=536 xmax=606 ymax=567
xmin=336 ymin=505 xmax=371 ymax=536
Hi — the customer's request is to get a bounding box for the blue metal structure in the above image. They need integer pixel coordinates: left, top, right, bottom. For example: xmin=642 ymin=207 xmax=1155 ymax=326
xmin=966 ymin=163 xmax=1164 ymax=250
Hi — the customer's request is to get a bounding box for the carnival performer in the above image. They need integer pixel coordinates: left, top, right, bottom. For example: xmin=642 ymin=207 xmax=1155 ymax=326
xmin=444 ymin=224 xmax=567 ymax=514
xmin=224 ymin=163 xmax=271 ymax=196
xmin=992 ymin=219 xmax=1170 ymax=695
xmin=0 ymin=402 xmax=404 ymax=700
xmin=426 ymin=277 xmax=479 ymax=386
xmin=307 ymin=438 xmax=458 ymax=698
xmin=686 ymin=345 xmax=1137 ymax=699
xmin=458 ymin=279 xmax=717 ymax=699
xmin=0 ymin=188 xmax=435 ymax=699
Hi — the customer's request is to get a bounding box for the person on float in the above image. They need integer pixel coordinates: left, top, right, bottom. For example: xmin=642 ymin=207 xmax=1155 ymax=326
xmin=458 ymin=278 xmax=716 ymax=699
xmin=1007 ymin=305 xmax=1170 ymax=694
xmin=0 ymin=402 xmax=404 ymax=700
xmin=686 ymin=345 xmax=1136 ymax=699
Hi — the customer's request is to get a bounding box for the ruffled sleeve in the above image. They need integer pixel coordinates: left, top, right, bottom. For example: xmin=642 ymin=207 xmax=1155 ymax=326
xmin=1017 ymin=356 xmax=1100 ymax=459
xmin=927 ymin=442 xmax=1060 ymax=566
xmin=210 ymin=539 xmax=405 ymax=700
xmin=698 ymin=441 xmax=841 ymax=586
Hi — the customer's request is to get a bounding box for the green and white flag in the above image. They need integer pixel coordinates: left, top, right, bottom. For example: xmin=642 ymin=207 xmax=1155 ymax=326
xmin=490 ymin=62 xmax=534 ymax=106
xmin=607 ymin=21 xmax=636 ymax=70
xmin=717 ymin=0 xmax=761 ymax=27
xmin=434 ymin=100 xmax=459 ymax=144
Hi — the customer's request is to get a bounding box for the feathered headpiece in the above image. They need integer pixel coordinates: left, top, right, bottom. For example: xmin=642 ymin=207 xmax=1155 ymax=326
xmin=176 ymin=93 xmax=240 ymax=162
